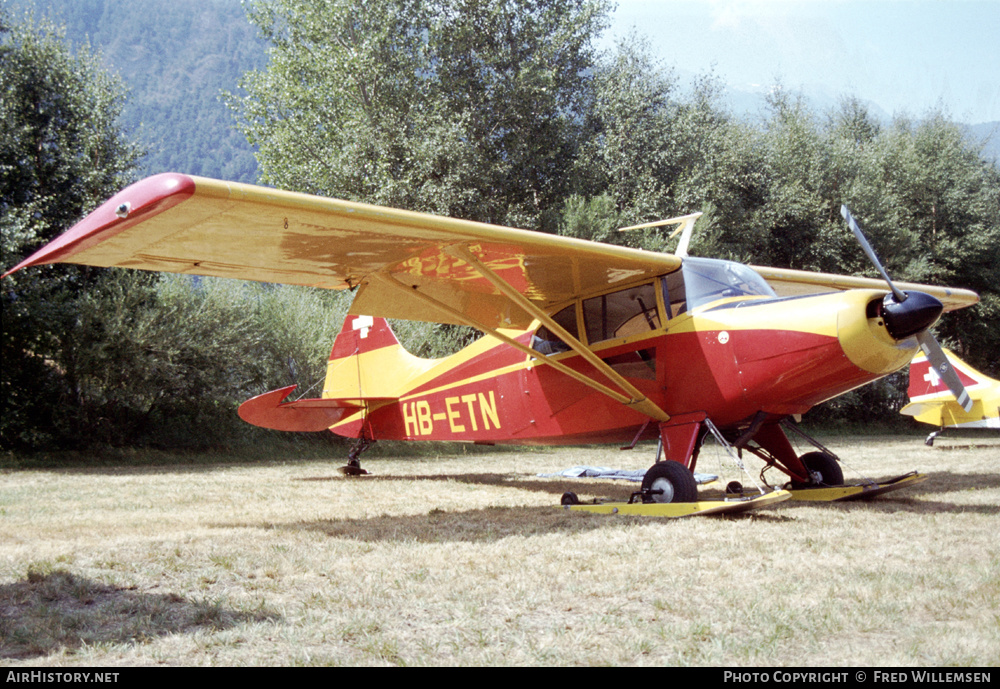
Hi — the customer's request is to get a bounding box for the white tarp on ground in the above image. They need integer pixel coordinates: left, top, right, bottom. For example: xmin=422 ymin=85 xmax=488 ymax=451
xmin=539 ymin=466 xmax=717 ymax=484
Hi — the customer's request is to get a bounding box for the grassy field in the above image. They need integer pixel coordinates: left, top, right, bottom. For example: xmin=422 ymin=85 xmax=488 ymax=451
xmin=2 ymin=434 xmax=998 ymax=666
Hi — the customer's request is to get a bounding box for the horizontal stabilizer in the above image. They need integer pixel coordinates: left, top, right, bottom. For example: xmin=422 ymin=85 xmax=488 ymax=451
xmin=238 ymin=385 xmax=391 ymax=432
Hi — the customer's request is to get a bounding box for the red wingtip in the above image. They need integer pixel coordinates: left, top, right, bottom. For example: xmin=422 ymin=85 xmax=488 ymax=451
xmin=2 ymin=173 xmax=196 ymax=278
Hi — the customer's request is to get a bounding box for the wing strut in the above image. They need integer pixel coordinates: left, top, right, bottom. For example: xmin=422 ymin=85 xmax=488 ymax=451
xmin=376 ymin=245 xmax=671 ymax=422
xmin=368 ymin=272 xmax=638 ymax=409
xmin=446 ymin=245 xmax=669 ymax=421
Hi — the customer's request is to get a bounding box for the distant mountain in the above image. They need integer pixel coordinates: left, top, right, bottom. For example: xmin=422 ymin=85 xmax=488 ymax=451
xmin=718 ymin=81 xmax=999 ymax=168
xmin=7 ymin=0 xmax=266 ymax=183
xmin=6 ymin=0 xmax=996 ymax=187
xmin=964 ymin=121 xmax=1000 ymax=166
xmin=716 ymin=84 xmax=889 ymax=125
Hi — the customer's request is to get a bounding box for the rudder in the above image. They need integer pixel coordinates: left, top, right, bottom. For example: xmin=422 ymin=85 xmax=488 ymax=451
xmin=329 ymin=315 xmax=401 ymax=362
xmin=907 ymin=349 xmax=981 ymax=403
xmin=324 ymin=315 xmax=437 ymax=399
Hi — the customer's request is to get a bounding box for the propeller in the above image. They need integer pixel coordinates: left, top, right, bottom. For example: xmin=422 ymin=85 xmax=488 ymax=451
xmin=841 ymin=205 xmax=973 ymax=412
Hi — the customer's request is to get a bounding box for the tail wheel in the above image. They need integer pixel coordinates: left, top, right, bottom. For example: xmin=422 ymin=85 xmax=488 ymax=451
xmin=796 ymin=451 xmax=843 ymax=487
xmin=641 ymin=461 xmax=698 ymax=504
xmin=560 ymin=491 xmax=580 ymax=506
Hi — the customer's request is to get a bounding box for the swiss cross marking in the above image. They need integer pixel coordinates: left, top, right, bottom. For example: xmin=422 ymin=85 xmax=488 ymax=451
xmin=924 ymin=366 xmax=941 ymax=387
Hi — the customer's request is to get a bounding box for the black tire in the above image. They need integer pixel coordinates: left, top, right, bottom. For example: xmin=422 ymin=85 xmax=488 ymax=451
xmin=796 ymin=451 xmax=843 ymax=487
xmin=560 ymin=491 xmax=580 ymax=506
xmin=725 ymin=481 xmax=744 ymax=495
xmin=641 ymin=462 xmax=698 ymax=504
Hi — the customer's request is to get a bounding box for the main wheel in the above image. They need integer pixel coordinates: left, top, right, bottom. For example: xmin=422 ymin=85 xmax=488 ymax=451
xmin=641 ymin=461 xmax=698 ymax=504
xmin=795 ymin=451 xmax=843 ymax=487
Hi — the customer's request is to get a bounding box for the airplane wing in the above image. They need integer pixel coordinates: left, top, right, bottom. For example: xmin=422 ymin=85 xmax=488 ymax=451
xmin=2 ymin=173 xmax=681 ymax=330
xmin=752 ymin=265 xmax=979 ymax=313
xmin=4 ymin=173 xmax=979 ymax=327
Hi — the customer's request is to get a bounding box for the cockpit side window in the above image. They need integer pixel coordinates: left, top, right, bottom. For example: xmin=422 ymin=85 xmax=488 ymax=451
xmin=532 ymin=304 xmax=578 ymax=355
xmin=583 ymin=282 xmax=659 ymax=344
xmin=663 ymin=269 xmax=687 ymax=317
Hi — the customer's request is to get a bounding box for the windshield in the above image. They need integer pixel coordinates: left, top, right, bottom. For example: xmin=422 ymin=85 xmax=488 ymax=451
xmin=679 ymin=257 xmax=776 ymax=310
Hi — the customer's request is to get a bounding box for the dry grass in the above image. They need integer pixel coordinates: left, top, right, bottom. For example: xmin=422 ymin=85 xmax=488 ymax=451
xmin=1 ymin=435 xmax=998 ymax=666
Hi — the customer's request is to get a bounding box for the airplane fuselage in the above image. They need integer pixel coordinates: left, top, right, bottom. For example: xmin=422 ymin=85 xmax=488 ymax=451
xmin=328 ymin=262 xmax=918 ymax=449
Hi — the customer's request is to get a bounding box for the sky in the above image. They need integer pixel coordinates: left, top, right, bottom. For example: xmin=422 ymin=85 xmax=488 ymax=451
xmin=604 ymin=0 xmax=1000 ymax=124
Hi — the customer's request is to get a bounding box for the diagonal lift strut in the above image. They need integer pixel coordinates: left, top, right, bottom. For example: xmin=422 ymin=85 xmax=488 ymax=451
xmin=367 ymin=244 xmax=671 ymax=423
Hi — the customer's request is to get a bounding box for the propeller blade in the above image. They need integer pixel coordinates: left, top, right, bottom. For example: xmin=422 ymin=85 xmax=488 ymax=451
xmin=841 ymin=205 xmax=908 ymax=303
xmin=842 ymin=204 xmax=972 ymax=411
xmin=916 ymin=332 xmax=974 ymax=412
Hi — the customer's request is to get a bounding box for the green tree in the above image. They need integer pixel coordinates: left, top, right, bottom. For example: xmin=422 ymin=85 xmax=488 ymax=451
xmin=61 ymin=273 xmax=348 ymax=447
xmin=570 ymin=34 xmax=681 ymax=226
xmin=563 ymin=38 xmax=758 ymax=259
xmin=1 ymin=10 xmax=143 ymax=449
xmin=428 ymin=0 xmax=608 ymax=230
xmin=871 ymin=113 xmax=1000 ymax=374
xmin=230 ymin=0 xmax=610 ymax=232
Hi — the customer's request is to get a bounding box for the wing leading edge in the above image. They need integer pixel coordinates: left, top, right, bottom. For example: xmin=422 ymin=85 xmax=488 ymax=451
xmin=753 ymin=265 xmax=979 ymax=313
xmin=2 ymin=173 xmax=682 ymax=330
xmin=4 ymin=173 xmax=978 ymax=324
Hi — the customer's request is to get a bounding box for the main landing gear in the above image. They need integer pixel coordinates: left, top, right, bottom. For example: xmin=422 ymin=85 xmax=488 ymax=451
xmin=639 ymin=459 xmax=698 ymax=504
xmin=729 ymin=419 xmax=926 ymax=501
xmin=792 ymin=451 xmax=844 ymax=489
xmin=631 ymin=415 xmax=925 ymax=505
xmin=563 ymin=417 xmax=793 ymax=517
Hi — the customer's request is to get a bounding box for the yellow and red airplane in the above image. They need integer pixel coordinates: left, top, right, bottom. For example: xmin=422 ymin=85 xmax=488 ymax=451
xmin=901 ymin=348 xmax=999 ymax=445
xmin=2 ymin=174 xmax=980 ymax=507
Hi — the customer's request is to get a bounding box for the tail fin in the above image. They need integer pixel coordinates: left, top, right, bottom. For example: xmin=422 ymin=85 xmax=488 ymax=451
xmin=239 ymin=316 xmax=437 ymax=433
xmin=907 ymin=349 xmax=981 ymax=403
xmin=903 ymin=349 xmax=998 ymax=429
xmin=329 ymin=315 xmax=400 ymax=359
xmin=324 ymin=315 xmax=437 ymax=399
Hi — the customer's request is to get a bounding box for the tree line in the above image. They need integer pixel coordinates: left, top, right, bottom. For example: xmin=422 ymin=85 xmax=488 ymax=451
xmin=2 ymin=1 xmax=998 ymax=451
